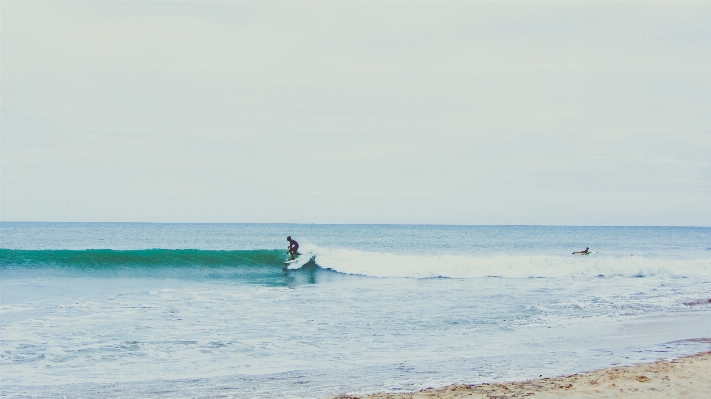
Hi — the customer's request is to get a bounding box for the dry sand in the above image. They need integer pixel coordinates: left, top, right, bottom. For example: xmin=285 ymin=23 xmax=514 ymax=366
xmin=332 ymin=351 xmax=711 ymax=399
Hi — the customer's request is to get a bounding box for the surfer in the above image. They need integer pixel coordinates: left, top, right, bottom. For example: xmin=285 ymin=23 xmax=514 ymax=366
xmin=287 ymin=236 xmax=299 ymax=260
xmin=572 ymin=247 xmax=590 ymax=255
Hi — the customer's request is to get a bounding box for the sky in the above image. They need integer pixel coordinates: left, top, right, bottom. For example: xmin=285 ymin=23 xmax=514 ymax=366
xmin=1 ymin=0 xmax=709 ymax=225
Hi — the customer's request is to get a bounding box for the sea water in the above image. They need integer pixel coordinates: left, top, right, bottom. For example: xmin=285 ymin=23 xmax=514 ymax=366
xmin=1 ymin=223 xmax=711 ymax=398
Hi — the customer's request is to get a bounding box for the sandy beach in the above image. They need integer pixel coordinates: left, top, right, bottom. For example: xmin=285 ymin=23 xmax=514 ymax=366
xmin=333 ymin=350 xmax=711 ymax=399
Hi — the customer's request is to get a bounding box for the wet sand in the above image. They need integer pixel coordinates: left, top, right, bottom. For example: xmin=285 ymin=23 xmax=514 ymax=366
xmin=332 ymin=351 xmax=711 ymax=399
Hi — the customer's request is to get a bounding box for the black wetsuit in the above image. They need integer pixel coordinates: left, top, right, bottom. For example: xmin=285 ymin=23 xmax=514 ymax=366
xmin=288 ymin=239 xmax=299 ymax=255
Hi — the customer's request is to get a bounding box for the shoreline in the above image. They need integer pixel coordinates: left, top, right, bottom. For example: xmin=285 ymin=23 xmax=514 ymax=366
xmin=332 ymin=349 xmax=711 ymax=399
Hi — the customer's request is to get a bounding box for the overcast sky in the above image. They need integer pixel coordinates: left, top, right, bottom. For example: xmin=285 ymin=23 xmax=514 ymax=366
xmin=1 ymin=0 xmax=709 ymax=225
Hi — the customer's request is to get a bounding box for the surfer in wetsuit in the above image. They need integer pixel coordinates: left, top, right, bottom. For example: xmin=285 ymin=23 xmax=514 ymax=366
xmin=287 ymin=236 xmax=299 ymax=260
xmin=572 ymin=247 xmax=590 ymax=254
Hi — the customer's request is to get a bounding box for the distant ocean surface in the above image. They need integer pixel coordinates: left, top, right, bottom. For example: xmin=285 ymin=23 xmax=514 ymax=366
xmin=2 ymin=223 xmax=711 ymax=398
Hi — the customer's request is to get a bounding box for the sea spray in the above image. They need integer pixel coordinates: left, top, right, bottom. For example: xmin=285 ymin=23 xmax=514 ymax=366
xmin=308 ymin=245 xmax=711 ymax=279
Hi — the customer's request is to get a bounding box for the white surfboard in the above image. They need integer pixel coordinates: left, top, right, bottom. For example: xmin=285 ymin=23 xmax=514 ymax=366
xmin=283 ymin=253 xmax=312 ymax=269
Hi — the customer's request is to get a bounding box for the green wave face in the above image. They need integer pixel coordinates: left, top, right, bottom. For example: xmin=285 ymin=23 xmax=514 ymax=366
xmin=0 ymin=249 xmax=288 ymax=269
xmin=0 ymin=249 xmax=327 ymax=287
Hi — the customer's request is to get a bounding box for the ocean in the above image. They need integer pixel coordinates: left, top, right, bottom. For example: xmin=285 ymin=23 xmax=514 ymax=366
xmin=1 ymin=223 xmax=710 ymax=398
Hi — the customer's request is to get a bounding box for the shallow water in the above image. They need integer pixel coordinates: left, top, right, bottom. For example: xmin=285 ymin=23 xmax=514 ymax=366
xmin=2 ymin=223 xmax=710 ymax=398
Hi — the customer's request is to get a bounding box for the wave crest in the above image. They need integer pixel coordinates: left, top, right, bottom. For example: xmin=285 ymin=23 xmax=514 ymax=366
xmin=309 ymin=247 xmax=711 ymax=279
xmin=4 ymin=247 xmax=711 ymax=279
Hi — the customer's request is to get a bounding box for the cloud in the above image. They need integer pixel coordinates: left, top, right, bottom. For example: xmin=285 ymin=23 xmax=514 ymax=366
xmin=1 ymin=0 xmax=709 ymax=224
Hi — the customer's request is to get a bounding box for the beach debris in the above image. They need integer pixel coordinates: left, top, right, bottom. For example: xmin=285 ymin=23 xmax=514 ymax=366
xmin=683 ymin=298 xmax=711 ymax=306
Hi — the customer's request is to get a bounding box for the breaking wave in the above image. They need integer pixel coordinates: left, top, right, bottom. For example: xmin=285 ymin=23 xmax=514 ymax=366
xmin=309 ymin=247 xmax=711 ymax=279
xmin=3 ymin=247 xmax=711 ymax=279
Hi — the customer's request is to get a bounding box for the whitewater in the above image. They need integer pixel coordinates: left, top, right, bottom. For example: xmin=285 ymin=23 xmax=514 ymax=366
xmin=2 ymin=223 xmax=711 ymax=398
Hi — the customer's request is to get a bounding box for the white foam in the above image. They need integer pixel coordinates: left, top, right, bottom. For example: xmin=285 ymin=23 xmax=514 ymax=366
xmin=284 ymin=252 xmax=314 ymax=269
xmin=307 ymin=246 xmax=711 ymax=279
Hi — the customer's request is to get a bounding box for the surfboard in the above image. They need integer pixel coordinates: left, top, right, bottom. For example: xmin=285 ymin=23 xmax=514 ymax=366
xmin=284 ymin=252 xmax=309 ymax=268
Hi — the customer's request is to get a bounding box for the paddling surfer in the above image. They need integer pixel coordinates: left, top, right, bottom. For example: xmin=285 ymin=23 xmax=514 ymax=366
xmin=572 ymin=247 xmax=590 ymax=254
xmin=287 ymin=236 xmax=300 ymax=260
